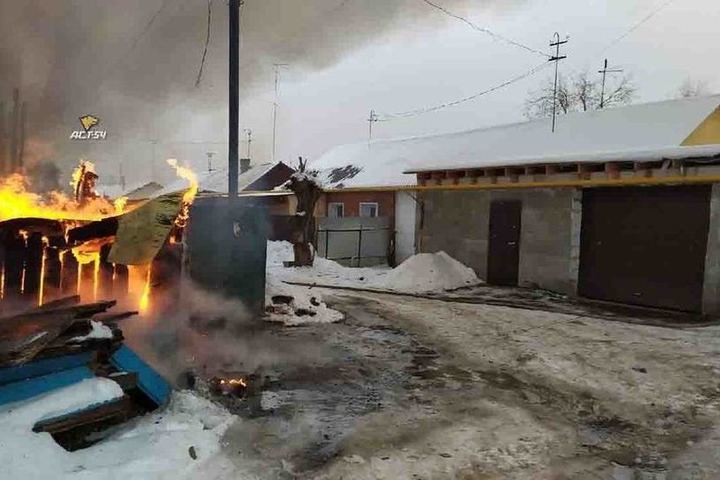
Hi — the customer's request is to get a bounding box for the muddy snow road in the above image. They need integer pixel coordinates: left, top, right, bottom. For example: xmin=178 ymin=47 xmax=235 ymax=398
xmin=208 ymin=291 xmax=720 ymax=479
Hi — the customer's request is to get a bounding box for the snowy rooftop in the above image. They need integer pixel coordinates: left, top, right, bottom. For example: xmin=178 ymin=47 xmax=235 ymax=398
xmin=160 ymin=162 xmax=284 ymax=196
xmin=311 ymin=94 xmax=720 ymax=188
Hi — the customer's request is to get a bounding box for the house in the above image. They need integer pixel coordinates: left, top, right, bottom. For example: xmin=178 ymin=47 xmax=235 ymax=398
xmin=395 ymin=94 xmax=720 ymax=315
xmin=311 ymin=143 xmax=422 ymax=264
xmin=158 ymin=160 xmax=296 ymax=215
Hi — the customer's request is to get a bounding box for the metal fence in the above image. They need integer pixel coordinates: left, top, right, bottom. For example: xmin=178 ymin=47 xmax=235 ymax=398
xmin=316 ymin=217 xmax=391 ymax=267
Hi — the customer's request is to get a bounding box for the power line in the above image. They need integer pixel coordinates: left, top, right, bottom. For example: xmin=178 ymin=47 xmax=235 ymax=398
xmin=601 ymin=0 xmax=677 ymax=52
xmin=378 ymin=62 xmax=551 ymax=120
xmin=419 ymin=0 xmax=550 ymax=58
xmin=195 ymin=0 xmax=213 ymax=87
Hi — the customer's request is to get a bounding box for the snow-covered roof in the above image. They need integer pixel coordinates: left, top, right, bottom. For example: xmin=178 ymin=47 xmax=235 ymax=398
xmin=160 ymin=162 xmax=283 ymax=196
xmin=311 ymin=94 xmax=720 ymax=188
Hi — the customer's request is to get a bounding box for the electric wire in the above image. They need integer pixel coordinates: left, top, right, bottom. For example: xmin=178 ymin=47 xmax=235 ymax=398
xmin=195 ymin=0 xmax=213 ymax=87
xmin=419 ymin=0 xmax=550 ymax=58
xmin=600 ymin=0 xmax=677 ymax=53
xmin=378 ymin=61 xmax=552 ymax=120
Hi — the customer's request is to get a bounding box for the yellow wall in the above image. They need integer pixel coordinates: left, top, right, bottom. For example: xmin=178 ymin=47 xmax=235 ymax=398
xmin=682 ymin=107 xmax=720 ymax=146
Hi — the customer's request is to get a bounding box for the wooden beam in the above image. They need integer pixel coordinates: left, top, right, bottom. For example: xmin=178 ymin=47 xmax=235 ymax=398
xmin=634 ymin=161 xmax=652 ymax=178
xmin=577 ymin=164 xmax=592 ymax=180
xmin=605 ymin=162 xmax=620 ymax=180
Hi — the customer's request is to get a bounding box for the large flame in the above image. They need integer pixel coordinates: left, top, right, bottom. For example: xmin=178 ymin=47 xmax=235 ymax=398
xmin=166 ymin=158 xmax=198 ymax=228
xmin=0 ymin=165 xmax=128 ymax=223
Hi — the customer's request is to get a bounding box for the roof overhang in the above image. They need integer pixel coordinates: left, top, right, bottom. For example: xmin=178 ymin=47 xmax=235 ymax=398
xmin=404 ymin=144 xmax=720 ymax=174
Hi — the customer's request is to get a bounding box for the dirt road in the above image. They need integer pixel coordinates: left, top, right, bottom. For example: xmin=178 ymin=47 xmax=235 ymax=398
xmin=212 ymin=290 xmax=720 ymax=479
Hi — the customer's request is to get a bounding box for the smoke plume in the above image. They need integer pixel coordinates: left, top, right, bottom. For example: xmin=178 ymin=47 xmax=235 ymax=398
xmin=0 ymin=0 xmax=508 ymax=184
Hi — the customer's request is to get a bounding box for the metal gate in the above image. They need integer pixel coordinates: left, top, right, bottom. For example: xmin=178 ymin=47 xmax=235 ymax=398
xmin=487 ymin=200 xmax=522 ymax=286
xmin=578 ymin=185 xmax=711 ymax=312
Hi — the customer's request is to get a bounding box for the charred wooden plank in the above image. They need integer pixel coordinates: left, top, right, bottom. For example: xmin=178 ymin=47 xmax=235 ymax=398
xmin=1 ymin=300 xmax=117 ymax=323
xmin=107 ymin=371 xmax=139 ymax=392
xmin=37 ymin=295 xmax=81 ymax=311
xmin=66 ymin=217 xmax=119 ymax=245
xmin=93 ymin=311 xmax=138 ymax=323
xmin=23 ymin=232 xmax=43 ymax=302
xmin=0 ymin=218 xmax=64 ymax=239
xmin=60 ymin=250 xmax=79 ymax=297
xmin=1 ymin=232 xmax=25 ymax=304
xmin=113 ymin=264 xmax=129 ymax=301
xmin=99 ymin=244 xmax=114 ymax=301
xmin=42 ymin=246 xmax=62 ymax=305
xmin=32 ymin=395 xmax=134 ymax=434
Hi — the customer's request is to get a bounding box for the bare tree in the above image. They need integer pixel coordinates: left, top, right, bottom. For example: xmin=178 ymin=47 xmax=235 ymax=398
xmin=572 ymin=72 xmax=600 ymax=112
xmin=524 ymin=75 xmax=572 ymax=119
xmin=286 ymin=157 xmax=322 ymax=267
xmin=677 ymin=78 xmax=710 ymax=98
xmin=525 ymin=72 xmax=636 ymax=119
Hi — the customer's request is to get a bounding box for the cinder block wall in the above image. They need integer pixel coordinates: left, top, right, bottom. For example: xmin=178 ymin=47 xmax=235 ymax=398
xmin=417 ymin=188 xmax=580 ymax=296
xmin=703 ymin=184 xmax=720 ymax=315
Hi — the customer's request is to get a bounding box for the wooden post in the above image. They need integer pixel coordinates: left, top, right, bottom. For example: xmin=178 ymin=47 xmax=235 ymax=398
xmin=113 ymin=264 xmax=129 ymax=303
xmin=61 ymin=250 xmax=79 ymax=297
xmin=43 ymin=245 xmax=62 ymax=304
xmin=2 ymin=233 xmax=25 ymax=304
xmin=99 ymin=244 xmax=114 ymax=301
xmin=23 ymin=233 xmax=43 ymax=303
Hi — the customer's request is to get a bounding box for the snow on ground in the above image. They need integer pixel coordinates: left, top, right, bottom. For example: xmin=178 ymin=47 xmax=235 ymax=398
xmin=265 ymin=270 xmax=344 ymax=326
xmin=0 ymin=379 xmax=235 ymax=480
xmin=70 ymin=320 xmax=114 ymax=342
xmin=267 ymin=240 xmax=480 ymax=297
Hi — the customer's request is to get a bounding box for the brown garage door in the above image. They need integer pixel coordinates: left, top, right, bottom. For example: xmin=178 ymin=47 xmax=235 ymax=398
xmin=578 ymin=185 xmax=711 ymax=313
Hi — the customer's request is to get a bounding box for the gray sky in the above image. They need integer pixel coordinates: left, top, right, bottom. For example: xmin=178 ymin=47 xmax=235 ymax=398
xmin=2 ymin=0 xmax=718 ymax=188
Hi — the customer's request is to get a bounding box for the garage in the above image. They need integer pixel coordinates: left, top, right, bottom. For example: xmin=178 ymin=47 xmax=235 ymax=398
xmin=578 ymin=185 xmax=712 ymax=312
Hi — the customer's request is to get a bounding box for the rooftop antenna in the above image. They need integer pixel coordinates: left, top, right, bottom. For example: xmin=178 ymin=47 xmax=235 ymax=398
xmin=367 ymin=109 xmax=379 ymax=144
xmin=243 ymin=128 xmax=252 ymax=158
xmin=598 ymin=58 xmax=623 ymax=109
xmin=549 ymin=32 xmax=568 ymax=133
xmin=272 ymin=63 xmax=289 ymax=163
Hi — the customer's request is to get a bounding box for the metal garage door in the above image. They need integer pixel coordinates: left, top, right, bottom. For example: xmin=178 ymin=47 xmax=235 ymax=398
xmin=578 ymin=185 xmax=711 ymax=312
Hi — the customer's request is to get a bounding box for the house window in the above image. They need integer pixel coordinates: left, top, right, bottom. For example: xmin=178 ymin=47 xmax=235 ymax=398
xmin=328 ymin=202 xmax=344 ymax=218
xmin=359 ymin=202 xmax=379 ymax=218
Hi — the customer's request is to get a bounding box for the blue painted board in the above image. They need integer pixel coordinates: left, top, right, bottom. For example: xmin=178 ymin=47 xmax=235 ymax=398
xmin=0 ymin=352 xmax=94 ymax=386
xmin=110 ymin=346 xmax=171 ymax=407
xmin=0 ymin=366 xmax=93 ymax=406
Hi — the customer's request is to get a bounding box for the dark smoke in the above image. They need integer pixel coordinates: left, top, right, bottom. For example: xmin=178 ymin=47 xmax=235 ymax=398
xmin=0 ymin=0 xmax=508 ymax=183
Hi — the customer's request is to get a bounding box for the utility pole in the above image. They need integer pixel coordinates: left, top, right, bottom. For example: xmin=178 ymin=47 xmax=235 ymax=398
xmin=367 ymin=109 xmax=378 ymax=144
xmin=243 ymin=128 xmax=252 ymax=158
xmin=598 ymin=58 xmax=623 ymax=109
xmin=271 ymin=63 xmax=288 ymax=163
xmin=228 ymin=0 xmax=241 ymax=197
xmin=549 ymin=32 xmax=568 ymax=133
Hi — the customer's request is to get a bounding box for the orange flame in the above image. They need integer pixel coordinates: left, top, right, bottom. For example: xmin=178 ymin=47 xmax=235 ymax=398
xmin=139 ymin=266 xmax=152 ymax=314
xmin=220 ymin=378 xmax=248 ymax=387
xmin=37 ymin=236 xmax=49 ymax=306
xmin=166 ymin=158 xmax=198 ymax=228
xmin=0 ymin=164 xmax=132 ymax=223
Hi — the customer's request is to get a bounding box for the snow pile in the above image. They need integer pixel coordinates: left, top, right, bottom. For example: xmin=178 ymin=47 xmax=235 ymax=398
xmin=0 ymin=379 xmax=235 ymax=480
xmin=371 ymin=251 xmax=480 ymax=293
xmin=266 ymin=241 xmax=480 ymax=299
xmin=265 ymin=242 xmax=345 ymax=325
xmin=70 ymin=320 xmax=114 ymax=342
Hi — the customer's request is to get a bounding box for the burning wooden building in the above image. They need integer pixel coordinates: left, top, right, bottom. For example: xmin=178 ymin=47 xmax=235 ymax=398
xmin=0 ymin=159 xmax=197 ymax=317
